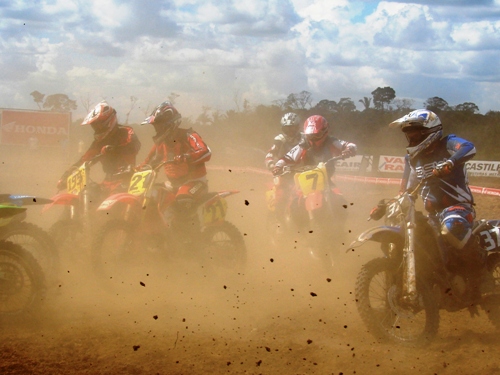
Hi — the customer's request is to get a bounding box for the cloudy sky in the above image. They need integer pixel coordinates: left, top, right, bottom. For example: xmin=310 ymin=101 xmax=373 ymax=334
xmin=1 ymin=0 xmax=500 ymax=123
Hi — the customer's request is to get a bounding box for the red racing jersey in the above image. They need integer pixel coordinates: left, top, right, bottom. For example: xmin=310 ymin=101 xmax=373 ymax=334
xmin=141 ymin=128 xmax=211 ymax=186
xmin=77 ymin=125 xmax=141 ymax=178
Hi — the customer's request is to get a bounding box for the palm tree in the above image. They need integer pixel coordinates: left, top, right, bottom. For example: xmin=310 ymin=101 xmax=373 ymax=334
xmin=358 ymin=97 xmax=371 ymax=111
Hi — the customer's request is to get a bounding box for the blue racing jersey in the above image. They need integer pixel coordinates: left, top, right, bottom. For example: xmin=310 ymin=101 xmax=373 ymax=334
xmin=401 ymin=134 xmax=476 ymax=214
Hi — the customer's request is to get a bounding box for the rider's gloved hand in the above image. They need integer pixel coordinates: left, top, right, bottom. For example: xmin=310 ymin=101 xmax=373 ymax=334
xmin=267 ymin=162 xmax=275 ymax=171
xmin=100 ymin=145 xmax=115 ymax=155
xmin=432 ymin=159 xmax=454 ymax=177
xmin=272 ymin=165 xmax=283 ymax=176
xmin=342 ymin=144 xmax=357 ymax=158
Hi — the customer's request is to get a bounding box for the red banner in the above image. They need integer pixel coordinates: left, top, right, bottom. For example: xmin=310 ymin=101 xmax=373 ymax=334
xmin=0 ymin=109 xmax=71 ymax=147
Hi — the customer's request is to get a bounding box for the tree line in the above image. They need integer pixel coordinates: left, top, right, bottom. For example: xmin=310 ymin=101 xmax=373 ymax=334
xmin=31 ymin=87 xmax=500 ymax=161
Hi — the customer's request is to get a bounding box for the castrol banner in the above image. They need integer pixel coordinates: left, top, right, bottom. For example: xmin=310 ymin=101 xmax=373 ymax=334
xmin=0 ymin=109 xmax=71 ymax=147
xmin=465 ymin=161 xmax=500 ymax=178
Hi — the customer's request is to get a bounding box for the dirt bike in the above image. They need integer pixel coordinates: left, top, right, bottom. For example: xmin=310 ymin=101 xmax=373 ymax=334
xmin=91 ymin=161 xmax=246 ymax=290
xmin=266 ymin=155 xmax=350 ymax=269
xmin=350 ymin=180 xmax=500 ymax=346
xmin=0 ymin=194 xmax=59 ymax=284
xmin=43 ymin=154 xmax=132 ymax=266
xmin=0 ymin=205 xmax=46 ymax=316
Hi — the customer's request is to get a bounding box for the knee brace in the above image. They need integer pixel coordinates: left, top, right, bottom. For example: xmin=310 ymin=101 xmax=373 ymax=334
xmin=439 ymin=206 xmax=474 ymax=250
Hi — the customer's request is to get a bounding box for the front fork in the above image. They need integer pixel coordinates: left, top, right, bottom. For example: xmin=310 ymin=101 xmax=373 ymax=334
xmin=80 ymin=190 xmax=92 ymax=247
xmin=402 ymin=207 xmax=418 ymax=303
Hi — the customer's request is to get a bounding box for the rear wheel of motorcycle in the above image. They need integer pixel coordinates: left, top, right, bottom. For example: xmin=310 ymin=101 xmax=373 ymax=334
xmin=202 ymin=222 xmax=246 ymax=274
xmin=0 ymin=222 xmax=59 ymax=286
xmin=483 ymin=252 xmax=500 ymax=329
xmin=0 ymin=241 xmax=46 ymax=317
xmin=355 ymin=257 xmax=439 ymax=347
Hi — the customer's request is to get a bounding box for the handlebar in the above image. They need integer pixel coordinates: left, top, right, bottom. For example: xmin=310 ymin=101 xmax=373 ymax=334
xmin=136 ymin=160 xmax=170 ymax=173
xmin=277 ymin=154 xmax=348 ymax=176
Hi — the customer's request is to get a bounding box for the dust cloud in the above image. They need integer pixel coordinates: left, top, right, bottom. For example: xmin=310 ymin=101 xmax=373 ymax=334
xmin=1 ymin=141 xmax=499 ymax=375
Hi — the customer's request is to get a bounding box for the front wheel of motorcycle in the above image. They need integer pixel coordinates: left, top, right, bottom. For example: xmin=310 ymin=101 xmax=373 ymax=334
xmin=0 ymin=240 xmax=46 ymax=317
xmin=483 ymin=252 xmax=500 ymax=329
xmin=91 ymin=219 xmax=151 ymax=293
xmin=355 ymin=257 xmax=439 ymax=347
xmin=201 ymin=221 xmax=246 ymax=274
xmin=0 ymin=222 xmax=60 ymax=286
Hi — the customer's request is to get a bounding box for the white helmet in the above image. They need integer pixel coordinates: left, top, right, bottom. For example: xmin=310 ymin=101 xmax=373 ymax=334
xmin=280 ymin=112 xmax=300 ymax=137
xmin=389 ymin=109 xmax=443 ymax=158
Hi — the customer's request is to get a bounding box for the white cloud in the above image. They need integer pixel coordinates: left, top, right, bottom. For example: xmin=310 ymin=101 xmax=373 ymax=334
xmin=451 ymin=20 xmax=500 ymax=49
xmin=88 ymin=0 xmax=132 ymax=29
xmin=1 ymin=0 xmax=500 ymax=118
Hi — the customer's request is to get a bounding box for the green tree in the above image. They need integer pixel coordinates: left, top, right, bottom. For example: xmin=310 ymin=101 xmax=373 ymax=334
xmin=371 ymin=87 xmax=396 ymax=110
xmin=283 ymin=90 xmax=313 ymax=110
xmin=42 ymin=93 xmax=77 ymax=112
xmin=358 ymin=97 xmax=371 ymax=111
xmin=454 ymin=102 xmax=479 ymax=114
xmin=337 ymin=98 xmax=356 ymax=113
xmin=424 ymin=97 xmax=449 ymax=113
xmin=30 ymin=90 xmax=45 ymax=109
xmin=391 ymin=98 xmax=414 ymax=111
xmin=314 ymin=99 xmax=337 ymax=112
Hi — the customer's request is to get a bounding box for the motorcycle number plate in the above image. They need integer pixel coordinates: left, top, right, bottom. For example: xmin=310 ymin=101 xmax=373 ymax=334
xmin=479 ymin=222 xmax=500 ymax=252
xmin=203 ymin=198 xmax=228 ymax=224
xmin=128 ymin=170 xmax=152 ymax=196
xmin=295 ymin=169 xmax=325 ymax=196
xmin=67 ymin=166 xmax=86 ymax=195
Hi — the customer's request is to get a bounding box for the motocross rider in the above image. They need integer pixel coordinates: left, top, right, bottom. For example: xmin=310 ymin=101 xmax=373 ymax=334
xmin=139 ymin=101 xmax=211 ymax=230
xmin=57 ymin=101 xmax=141 ymax=195
xmin=273 ymin=115 xmax=357 ymax=176
xmin=272 ymin=115 xmax=357 ymax=231
xmin=265 ymin=113 xmax=302 ymax=234
xmin=389 ymin=109 xmax=489 ymax=300
xmin=265 ymin=112 xmax=302 ymax=171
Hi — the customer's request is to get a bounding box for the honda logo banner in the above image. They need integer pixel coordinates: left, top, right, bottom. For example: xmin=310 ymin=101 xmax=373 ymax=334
xmin=0 ymin=109 xmax=71 ymax=147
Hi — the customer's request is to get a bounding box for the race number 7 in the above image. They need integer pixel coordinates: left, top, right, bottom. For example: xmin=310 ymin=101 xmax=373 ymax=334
xmin=306 ymin=173 xmax=318 ymax=190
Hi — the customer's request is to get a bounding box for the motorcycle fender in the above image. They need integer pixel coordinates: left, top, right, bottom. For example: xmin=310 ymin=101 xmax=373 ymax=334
xmin=97 ymin=193 xmax=141 ymax=211
xmin=0 ymin=195 xmax=53 ymax=206
xmin=42 ymin=193 xmax=79 ymax=212
xmin=348 ymin=226 xmax=404 ymax=249
xmin=305 ymin=191 xmax=323 ymax=211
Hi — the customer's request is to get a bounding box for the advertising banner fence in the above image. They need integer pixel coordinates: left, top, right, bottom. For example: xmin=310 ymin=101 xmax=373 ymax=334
xmin=378 ymin=154 xmax=500 ymax=178
xmin=466 ymin=161 xmax=500 ymax=178
xmin=378 ymin=155 xmax=406 ymax=173
xmin=335 ymin=155 xmax=373 ymax=173
xmin=0 ymin=109 xmax=71 ymax=148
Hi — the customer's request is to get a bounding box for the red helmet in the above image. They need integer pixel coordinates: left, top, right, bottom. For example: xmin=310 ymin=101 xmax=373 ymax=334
xmin=303 ymin=115 xmax=329 ymax=148
xmin=81 ymin=101 xmax=117 ymax=142
xmin=141 ymin=101 xmax=182 ymax=143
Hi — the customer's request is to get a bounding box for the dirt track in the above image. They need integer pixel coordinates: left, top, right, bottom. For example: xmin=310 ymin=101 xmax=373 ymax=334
xmin=1 ymin=148 xmax=500 ymax=375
